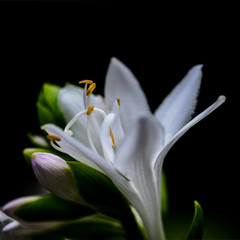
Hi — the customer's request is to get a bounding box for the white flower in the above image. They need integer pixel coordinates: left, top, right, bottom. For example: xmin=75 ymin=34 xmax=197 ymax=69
xmin=42 ymin=58 xmax=225 ymax=240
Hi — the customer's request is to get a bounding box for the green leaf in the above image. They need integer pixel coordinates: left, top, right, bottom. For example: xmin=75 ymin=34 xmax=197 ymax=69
xmin=37 ymin=83 xmax=65 ymax=128
xmin=31 ymin=215 xmax=126 ymax=240
xmin=14 ymin=194 xmax=94 ymax=222
xmin=183 ymin=201 xmax=204 ymax=240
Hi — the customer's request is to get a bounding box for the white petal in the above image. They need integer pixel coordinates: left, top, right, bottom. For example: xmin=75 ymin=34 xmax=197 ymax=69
xmin=43 ymin=124 xmax=101 ymax=171
xmin=115 ymin=115 xmax=165 ymax=177
xmin=31 ymin=153 xmax=83 ymax=204
xmin=154 ymin=65 xmax=203 ymax=136
xmin=154 ymin=96 xmax=226 ymax=183
xmin=114 ymin=116 xmax=165 ymax=240
xmin=104 ymin=57 xmax=151 ymax=130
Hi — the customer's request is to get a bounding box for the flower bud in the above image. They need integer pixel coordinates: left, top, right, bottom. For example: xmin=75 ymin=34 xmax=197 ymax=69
xmin=31 ymin=153 xmax=83 ymax=204
xmin=2 ymin=196 xmax=62 ymax=238
xmin=2 ymin=196 xmax=38 ymax=220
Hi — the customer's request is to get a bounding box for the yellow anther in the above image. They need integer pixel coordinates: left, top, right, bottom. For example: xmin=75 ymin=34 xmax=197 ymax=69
xmin=86 ymin=105 xmax=94 ymax=115
xmin=86 ymin=83 xmax=96 ymax=96
xmin=109 ymin=129 xmax=115 ymax=147
xmin=79 ymin=80 xmax=93 ymax=85
xmin=117 ymin=98 xmax=120 ymax=107
xmin=47 ymin=134 xmax=61 ymax=141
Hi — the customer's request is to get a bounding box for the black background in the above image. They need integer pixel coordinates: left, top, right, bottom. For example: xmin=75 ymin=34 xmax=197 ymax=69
xmin=0 ymin=1 xmax=239 ymax=239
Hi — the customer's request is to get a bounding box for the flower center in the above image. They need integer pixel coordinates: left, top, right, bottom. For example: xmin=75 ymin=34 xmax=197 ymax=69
xmin=48 ymin=80 xmax=123 ymax=164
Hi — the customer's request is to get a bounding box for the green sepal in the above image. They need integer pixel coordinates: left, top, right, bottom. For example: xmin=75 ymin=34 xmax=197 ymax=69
xmin=183 ymin=201 xmax=204 ymax=240
xmin=37 ymin=83 xmax=65 ymax=128
xmin=67 ymin=161 xmax=131 ymax=219
xmin=31 ymin=215 xmax=126 ymax=240
xmin=14 ymin=194 xmax=94 ymax=222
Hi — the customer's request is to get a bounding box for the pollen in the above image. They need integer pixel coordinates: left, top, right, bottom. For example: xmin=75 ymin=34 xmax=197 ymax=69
xmin=109 ymin=129 xmax=115 ymax=147
xmin=117 ymin=97 xmax=120 ymax=107
xmin=47 ymin=134 xmax=61 ymax=141
xmin=79 ymin=80 xmax=93 ymax=85
xmin=86 ymin=83 xmax=96 ymax=96
xmin=86 ymin=105 xmax=94 ymax=115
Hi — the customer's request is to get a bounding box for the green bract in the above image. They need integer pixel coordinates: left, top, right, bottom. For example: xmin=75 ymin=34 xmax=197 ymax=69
xmin=37 ymin=83 xmax=65 ymax=128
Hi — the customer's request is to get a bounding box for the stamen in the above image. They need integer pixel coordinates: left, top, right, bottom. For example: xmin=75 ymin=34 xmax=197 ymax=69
xmin=47 ymin=134 xmax=61 ymax=141
xmin=109 ymin=129 xmax=115 ymax=147
xmin=86 ymin=83 xmax=96 ymax=96
xmin=79 ymin=80 xmax=93 ymax=85
xmin=86 ymin=105 xmax=94 ymax=115
xmin=117 ymin=98 xmax=120 ymax=107
xmin=47 ymin=134 xmax=65 ymax=153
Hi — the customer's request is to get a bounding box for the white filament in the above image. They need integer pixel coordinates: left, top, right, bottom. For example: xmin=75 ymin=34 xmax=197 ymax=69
xmin=50 ymin=140 xmax=65 ymax=153
xmin=64 ymin=110 xmax=87 ymax=134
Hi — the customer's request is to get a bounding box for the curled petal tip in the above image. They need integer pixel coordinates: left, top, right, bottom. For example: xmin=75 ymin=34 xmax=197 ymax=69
xmin=218 ymin=95 xmax=226 ymax=102
xmin=111 ymin=56 xmax=118 ymax=63
xmin=195 ymin=64 xmax=203 ymax=69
